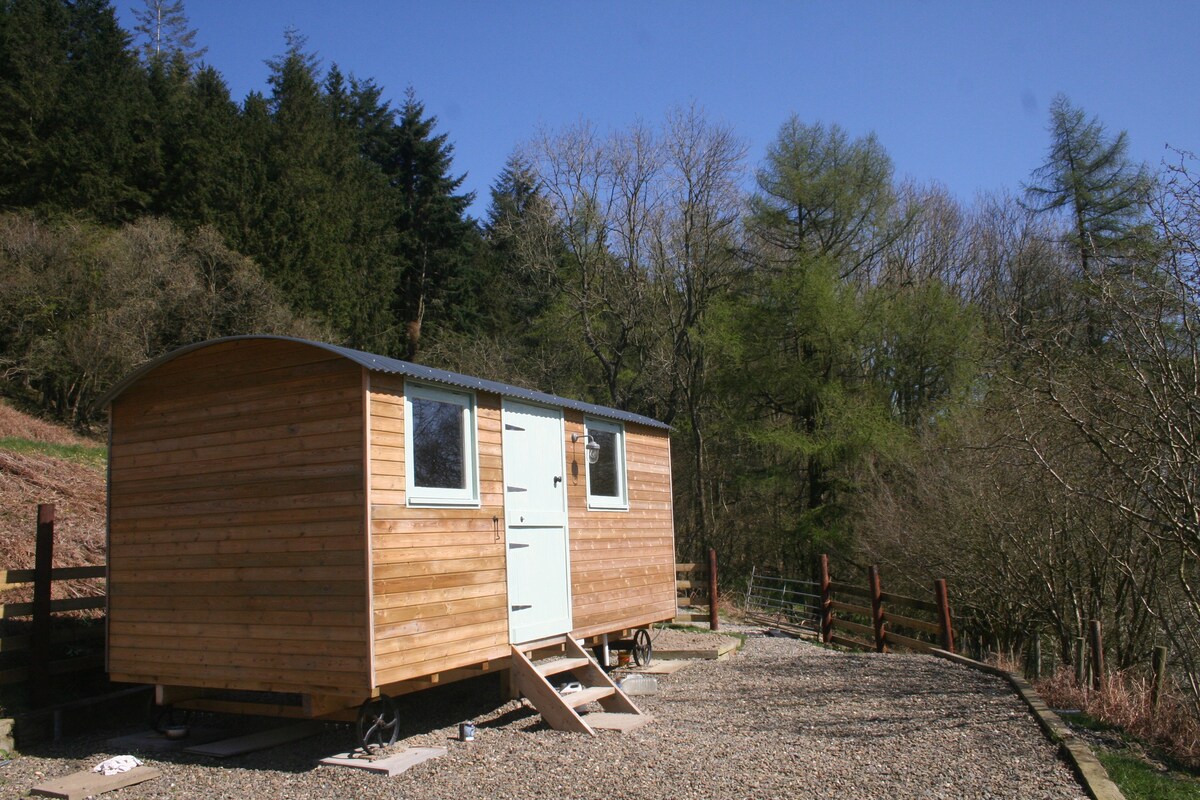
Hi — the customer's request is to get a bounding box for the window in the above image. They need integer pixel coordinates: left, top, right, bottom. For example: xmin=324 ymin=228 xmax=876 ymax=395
xmin=405 ymin=383 xmax=478 ymax=506
xmin=584 ymin=418 xmax=627 ymax=510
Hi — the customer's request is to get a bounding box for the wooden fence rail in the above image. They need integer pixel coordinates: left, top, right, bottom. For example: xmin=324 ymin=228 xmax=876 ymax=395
xmin=0 ymin=504 xmax=107 ymax=703
xmin=819 ymin=556 xmax=955 ymax=655
xmin=675 ymin=549 xmax=719 ymax=631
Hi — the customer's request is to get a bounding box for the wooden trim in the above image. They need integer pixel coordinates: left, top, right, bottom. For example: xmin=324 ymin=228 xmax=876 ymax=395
xmin=363 ymin=368 xmax=377 ymax=689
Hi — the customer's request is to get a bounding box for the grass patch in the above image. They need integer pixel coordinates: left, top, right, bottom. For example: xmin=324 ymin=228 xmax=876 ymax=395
xmin=1098 ymin=751 xmax=1200 ymax=799
xmin=0 ymin=436 xmax=107 ymax=468
xmin=1059 ymin=710 xmax=1124 ymax=734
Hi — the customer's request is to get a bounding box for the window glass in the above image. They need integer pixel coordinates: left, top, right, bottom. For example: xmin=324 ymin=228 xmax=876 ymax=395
xmin=405 ymin=383 xmax=477 ymax=505
xmin=585 ymin=419 xmax=627 ymax=509
xmin=411 ymin=396 xmax=464 ymax=489
xmin=588 ymin=428 xmax=619 ymax=497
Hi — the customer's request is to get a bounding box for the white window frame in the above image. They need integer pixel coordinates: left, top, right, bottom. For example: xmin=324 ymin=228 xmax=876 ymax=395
xmin=404 ymin=382 xmax=479 ymax=507
xmin=584 ymin=417 xmax=628 ymax=511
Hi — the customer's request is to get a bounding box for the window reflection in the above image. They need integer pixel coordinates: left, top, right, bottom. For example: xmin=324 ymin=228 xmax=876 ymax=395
xmin=412 ymin=397 xmax=464 ymax=489
xmin=589 ymin=428 xmax=618 ymax=497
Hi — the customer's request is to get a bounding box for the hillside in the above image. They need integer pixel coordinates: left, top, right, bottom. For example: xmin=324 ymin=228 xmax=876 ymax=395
xmin=0 ymin=401 xmax=105 ymax=571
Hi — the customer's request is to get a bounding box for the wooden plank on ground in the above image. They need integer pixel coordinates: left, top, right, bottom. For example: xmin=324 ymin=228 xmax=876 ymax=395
xmin=319 ymin=746 xmax=447 ymax=775
xmin=31 ymin=766 xmax=161 ymax=800
xmin=635 ymin=660 xmax=688 ymax=675
xmin=183 ymin=721 xmax=323 ymax=758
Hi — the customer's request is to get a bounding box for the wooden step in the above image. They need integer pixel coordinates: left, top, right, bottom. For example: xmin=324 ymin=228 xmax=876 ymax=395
xmin=562 ymin=685 xmax=614 ymax=708
xmin=510 ymin=635 xmax=649 ymax=736
xmin=586 ymin=712 xmax=653 ymax=732
xmin=536 ymin=657 xmax=591 ymax=677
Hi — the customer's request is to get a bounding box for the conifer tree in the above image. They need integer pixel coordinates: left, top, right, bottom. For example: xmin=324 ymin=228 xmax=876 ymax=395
xmin=375 ymin=89 xmax=474 ymax=361
xmin=132 ymin=0 xmax=205 ymax=68
xmin=1024 ymin=94 xmax=1153 ymax=277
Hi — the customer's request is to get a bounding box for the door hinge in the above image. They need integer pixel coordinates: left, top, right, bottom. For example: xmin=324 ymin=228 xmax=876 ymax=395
xmin=506 ymin=485 xmax=527 ymax=493
xmin=511 ymin=604 xmax=532 ymax=611
xmin=508 ymin=542 xmax=529 ymax=549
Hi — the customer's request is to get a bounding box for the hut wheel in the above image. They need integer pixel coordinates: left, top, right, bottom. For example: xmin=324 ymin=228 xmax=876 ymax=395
xmin=633 ymin=628 xmax=653 ymax=666
xmin=356 ymin=694 xmax=399 ymax=751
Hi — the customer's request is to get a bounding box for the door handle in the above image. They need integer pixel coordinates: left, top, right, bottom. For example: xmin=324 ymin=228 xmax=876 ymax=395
xmin=553 ymin=475 xmax=562 ymax=486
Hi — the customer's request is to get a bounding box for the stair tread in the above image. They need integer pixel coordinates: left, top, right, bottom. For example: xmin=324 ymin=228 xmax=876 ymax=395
xmin=585 ymin=712 xmax=651 ymax=732
xmin=563 ymin=686 xmax=614 ymax=708
xmin=536 ymin=657 xmax=591 ymax=677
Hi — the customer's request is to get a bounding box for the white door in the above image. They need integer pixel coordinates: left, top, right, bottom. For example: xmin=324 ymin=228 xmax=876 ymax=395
xmin=502 ymin=400 xmax=571 ymax=644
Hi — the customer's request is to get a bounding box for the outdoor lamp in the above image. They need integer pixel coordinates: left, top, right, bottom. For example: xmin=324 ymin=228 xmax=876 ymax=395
xmin=572 ymin=432 xmax=602 ymax=464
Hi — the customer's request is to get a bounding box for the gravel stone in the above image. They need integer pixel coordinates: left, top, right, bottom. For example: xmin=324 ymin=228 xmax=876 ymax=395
xmin=0 ymin=627 xmax=1089 ymax=799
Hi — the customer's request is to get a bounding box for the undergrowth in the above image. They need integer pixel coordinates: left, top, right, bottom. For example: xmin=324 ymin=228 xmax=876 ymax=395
xmin=1036 ymin=666 xmax=1200 ymax=771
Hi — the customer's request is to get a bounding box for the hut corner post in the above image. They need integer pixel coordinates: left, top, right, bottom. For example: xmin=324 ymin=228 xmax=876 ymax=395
xmin=32 ymin=503 xmax=56 ymax=707
xmin=707 ymin=548 xmax=719 ymax=631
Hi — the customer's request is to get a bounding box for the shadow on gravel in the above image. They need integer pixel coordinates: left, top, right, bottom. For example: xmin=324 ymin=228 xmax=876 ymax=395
xmin=16 ymin=672 xmax=523 ymax=774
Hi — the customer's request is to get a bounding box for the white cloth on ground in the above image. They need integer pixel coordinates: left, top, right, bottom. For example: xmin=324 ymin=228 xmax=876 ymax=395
xmin=93 ymin=755 xmax=143 ymax=776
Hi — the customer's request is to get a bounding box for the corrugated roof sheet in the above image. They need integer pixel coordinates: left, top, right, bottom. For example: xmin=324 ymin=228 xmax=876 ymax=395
xmin=96 ymin=335 xmax=670 ymax=430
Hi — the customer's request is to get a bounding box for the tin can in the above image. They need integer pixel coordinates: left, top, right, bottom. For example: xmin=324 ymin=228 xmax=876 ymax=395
xmin=459 ymin=722 xmax=476 ymax=742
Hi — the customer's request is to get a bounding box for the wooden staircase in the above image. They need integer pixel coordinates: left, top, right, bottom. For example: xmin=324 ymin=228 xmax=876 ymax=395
xmin=510 ymin=635 xmax=651 ymax=735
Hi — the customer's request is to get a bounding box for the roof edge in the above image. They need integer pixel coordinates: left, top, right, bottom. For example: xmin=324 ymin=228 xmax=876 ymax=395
xmin=95 ymin=335 xmax=671 ymax=431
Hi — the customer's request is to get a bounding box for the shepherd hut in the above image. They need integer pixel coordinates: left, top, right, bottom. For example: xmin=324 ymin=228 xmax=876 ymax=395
xmin=99 ymin=335 xmax=676 ymax=739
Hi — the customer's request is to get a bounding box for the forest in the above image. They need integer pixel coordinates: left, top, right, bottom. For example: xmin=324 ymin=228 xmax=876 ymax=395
xmin=3 ymin=0 xmax=1200 ymax=710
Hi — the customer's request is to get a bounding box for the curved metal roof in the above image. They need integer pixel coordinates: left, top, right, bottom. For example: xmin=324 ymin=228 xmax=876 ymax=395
xmin=96 ymin=334 xmax=670 ymax=430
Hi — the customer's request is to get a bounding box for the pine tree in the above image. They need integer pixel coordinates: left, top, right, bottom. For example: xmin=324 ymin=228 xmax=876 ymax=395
xmin=132 ymin=0 xmax=206 ymax=68
xmin=374 ymin=89 xmax=474 ymax=360
xmin=0 ymin=0 xmax=154 ymax=221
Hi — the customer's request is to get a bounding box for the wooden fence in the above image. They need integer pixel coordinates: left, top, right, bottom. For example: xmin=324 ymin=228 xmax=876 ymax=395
xmin=675 ymin=549 xmax=719 ymax=631
xmin=0 ymin=504 xmax=106 ymax=705
xmin=818 ymin=555 xmax=955 ymax=654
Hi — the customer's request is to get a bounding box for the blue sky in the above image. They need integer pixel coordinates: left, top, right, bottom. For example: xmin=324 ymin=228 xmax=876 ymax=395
xmin=118 ymin=1 xmax=1200 ymax=219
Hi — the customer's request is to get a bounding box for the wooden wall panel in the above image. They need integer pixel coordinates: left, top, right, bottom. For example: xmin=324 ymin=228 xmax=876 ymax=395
xmin=565 ymin=413 xmax=677 ymax=638
xmin=366 ymin=375 xmax=510 ymax=685
xmin=107 ymin=339 xmax=372 ymax=695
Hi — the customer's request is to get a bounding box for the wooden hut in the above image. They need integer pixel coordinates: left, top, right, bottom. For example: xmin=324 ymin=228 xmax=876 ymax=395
xmin=99 ymin=335 xmax=676 ymax=738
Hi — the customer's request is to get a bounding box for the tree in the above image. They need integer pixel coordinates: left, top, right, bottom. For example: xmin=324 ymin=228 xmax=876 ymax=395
xmin=750 ymin=117 xmax=896 ymax=278
xmin=132 ymin=0 xmax=205 ymax=68
xmin=0 ymin=0 xmax=155 ymax=221
xmin=378 ymin=89 xmax=474 ymax=361
xmin=1024 ymin=94 xmax=1153 ymax=279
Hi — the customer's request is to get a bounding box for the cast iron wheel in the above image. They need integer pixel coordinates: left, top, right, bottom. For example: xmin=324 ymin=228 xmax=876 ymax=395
xmin=153 ymin=706 xmax=192 ymax=733
xmin=356 ymin=694 xmax=399 ymax=751
xmin=633 ymin=628 xmax=653 ymax=666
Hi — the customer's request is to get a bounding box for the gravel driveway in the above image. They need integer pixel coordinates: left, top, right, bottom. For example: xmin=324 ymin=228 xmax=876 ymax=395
xmin=1 ymin=628 xmax=1088 ymax=799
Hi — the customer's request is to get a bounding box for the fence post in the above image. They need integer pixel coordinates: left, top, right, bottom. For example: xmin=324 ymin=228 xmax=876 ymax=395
xmin=32 ymin=503 xmax=56 ymax=707
xmin=819 ymin=554 xmax=832 ymax=644
xmin=1074 ymin=636 xmax=1087 ymax=687
xmin=707 ymin=548 xmax=719 ymax=632
xmin=868 ymin=565 xmax=887 ymax=653
xmin=933 ymin=579 xmax=954 ymax=653
xmin=1089 ymin=620 xmax=1105 ymax=692
xmin=1151 ymin=645 xmax=1168 ymax=710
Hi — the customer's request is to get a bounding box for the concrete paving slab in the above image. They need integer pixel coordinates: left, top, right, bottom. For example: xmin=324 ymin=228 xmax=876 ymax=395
xmin=319 ymin=746 xmax=447 ymax=776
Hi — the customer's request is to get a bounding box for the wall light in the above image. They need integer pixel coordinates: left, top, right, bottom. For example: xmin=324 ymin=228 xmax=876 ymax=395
xmin=571 ymin=432 xmax=602 ymax=465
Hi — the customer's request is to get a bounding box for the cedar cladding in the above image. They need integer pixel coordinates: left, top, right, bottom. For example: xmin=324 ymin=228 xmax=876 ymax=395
xmin=107 ymin=339 xmax=371 ymax=694
xmin=106 ymin=337 xmax=676 ymax=698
